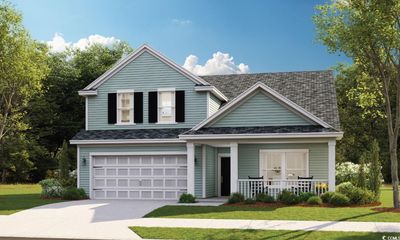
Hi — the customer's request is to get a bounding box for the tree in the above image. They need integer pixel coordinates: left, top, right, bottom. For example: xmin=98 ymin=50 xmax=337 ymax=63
xmin=357 ymin=154 xmax=367 ymax=189
xmin=369 ymin=139 xmax=383 ymax=198
xmin=57 ymin=141 xmax=70 ymax=182
xmin=314 ymin=0 xmax=400 ymax=208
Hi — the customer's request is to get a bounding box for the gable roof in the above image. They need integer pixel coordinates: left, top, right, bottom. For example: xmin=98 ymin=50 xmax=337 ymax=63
xmin=200 ymin=71 xmax=340 ymax=130
xmin=79 ymin=44 xmax=210 ymax=94
xmin=192 ymin=82 xmax=334 ymax=131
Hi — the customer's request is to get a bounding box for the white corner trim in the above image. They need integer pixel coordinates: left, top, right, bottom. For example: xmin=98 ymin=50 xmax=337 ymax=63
xmin=78 ymin=90 xmax=98 ymax=96
xmin=194 ymin=85 xmax=228 ymax=102
xmin=83 ymin=44 xmax=209 ymax=91
xmin=328 ymin=139 xmax=336 ymax=191
xmin=76 ymin=146 xmax=80 ymax=188
xmin=179 ymin=132 xmax=344 ymax=140
xmin=202 ymin=145 xmax=206 ymax=198
xmin=85 ymin=97 xmax=88 ymax=130
xmin=69 ymin=139 xmax=185 ymax=145
xmin=192 ymin=82 xmax=334 ymax=131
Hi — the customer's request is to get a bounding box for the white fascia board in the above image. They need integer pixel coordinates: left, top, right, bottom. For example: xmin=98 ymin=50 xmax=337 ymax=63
xmin=179 ymin=132 xmax=344 ymax=140
xmin=89 ymin=151 xmax=187 ymax=156
xmin=194 ymin=85 xmax=228 ymax=102
xmin=78 ymin=90 xmax=98 ymax=96
xmin=192 ymin=82 xmax=334 ymax=131
xmin=69 ymin=138 xmax=185 ymax=145
xmin=83 ymin=44 xmax=209 ymax=91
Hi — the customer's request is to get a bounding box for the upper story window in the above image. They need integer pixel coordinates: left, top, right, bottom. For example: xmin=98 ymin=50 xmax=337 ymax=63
xmin=117 ymin=90 xmax=134 ymax=124
xmin=158 ymin=89 xmax=175 ymax=123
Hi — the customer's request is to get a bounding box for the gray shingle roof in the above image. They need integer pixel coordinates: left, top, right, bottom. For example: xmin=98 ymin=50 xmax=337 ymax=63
xmin=72 ymin=128 xmax=190 ymax=140
xmin=183 ymin=125 xmax=336 ymax=135
xmin=200 ymin=70 xmax=340 ymax=130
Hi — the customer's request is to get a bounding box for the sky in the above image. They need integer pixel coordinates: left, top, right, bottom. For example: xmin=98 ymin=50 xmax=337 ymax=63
xmin=10 ymin=0 xmax=349 ymax=75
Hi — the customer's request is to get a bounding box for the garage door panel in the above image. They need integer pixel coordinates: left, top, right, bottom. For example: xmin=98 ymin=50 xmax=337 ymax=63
xmin=92 ymin=154 xmax=187 ymax=200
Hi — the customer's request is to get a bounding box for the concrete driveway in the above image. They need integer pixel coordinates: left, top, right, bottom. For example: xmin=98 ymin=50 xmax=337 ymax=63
xmin=0 ymin=199 xmax=174 ymax=240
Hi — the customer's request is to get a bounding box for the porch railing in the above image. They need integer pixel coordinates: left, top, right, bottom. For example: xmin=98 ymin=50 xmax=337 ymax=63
xmin=238 ymin=179 xmax=329 ymax=199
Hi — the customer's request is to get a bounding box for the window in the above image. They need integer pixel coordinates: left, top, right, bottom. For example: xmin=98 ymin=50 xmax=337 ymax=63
xmin=117 ymin=90 xmax=134 ymax=124
xmin=158 ymin=90 xmax=175 ymax=123
xmin=260 ymin=149 xmax=308 ymax=180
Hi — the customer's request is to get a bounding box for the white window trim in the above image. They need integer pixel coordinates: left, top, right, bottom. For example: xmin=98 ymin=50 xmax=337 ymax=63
xmin=157 ymin=88 xmax=176 ymax=124
xmin=259 ymin=149 xmax=309 ymax=180
xmin=116 ymin=89 xmax=135 ymax=125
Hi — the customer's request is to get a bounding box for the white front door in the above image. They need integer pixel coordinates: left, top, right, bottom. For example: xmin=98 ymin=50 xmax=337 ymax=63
xmin=260 ymin=149 xmax=309 ymax=180
xmin=91 ymin=154 xmax=187 ymax=200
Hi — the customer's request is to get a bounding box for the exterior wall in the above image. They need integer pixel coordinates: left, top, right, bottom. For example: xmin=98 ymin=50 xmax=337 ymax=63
xmin=205 ymin=145 xmax=217 ymax=197
xmin=194 ymin=145 xmax=202 ymax=197
xmin=211 ymin=90 xmax=314 ymax=127
xmin=87 ymin=51 xmax=207 ymax=130
xmin=238 ymin=143 xmax=328 ymax=179
xmin=208 ymin=93 xmax=222 ymax=117
xmin=78 ymin=144 xmax=186 ymax=194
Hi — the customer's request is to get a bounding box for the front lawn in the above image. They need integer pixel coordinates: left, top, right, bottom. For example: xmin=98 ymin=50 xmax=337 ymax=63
xmin=145 ymin=185 xmax=400 ymax=222
xmin=0 ymin=184 xmax=63 ymax=215
xmin=130 ymin=227 xmax=396 ymax=240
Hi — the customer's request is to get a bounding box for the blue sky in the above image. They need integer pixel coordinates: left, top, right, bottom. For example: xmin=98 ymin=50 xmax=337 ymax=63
xmin=11 ymin=0 xmax=349 ymax=74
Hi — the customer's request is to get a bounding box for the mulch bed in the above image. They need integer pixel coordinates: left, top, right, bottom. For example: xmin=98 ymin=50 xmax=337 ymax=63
xmin=372 ymin=207 xmax=400 ymax=213
xmin=224 ymin=202 xmax=382 ymax=208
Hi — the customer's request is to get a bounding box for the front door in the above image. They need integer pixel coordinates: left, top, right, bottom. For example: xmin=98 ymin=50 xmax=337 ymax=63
xmin=220 ymin=157 xmax=231 ymax=196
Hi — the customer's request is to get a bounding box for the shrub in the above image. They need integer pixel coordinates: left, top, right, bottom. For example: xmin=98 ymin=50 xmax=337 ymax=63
xmin=178 ymin=193 xmax=196 ymax=203
xmin=321 ymin=191 xmax=335 ymax=203
xmin=298 ymin=192 xmax=316 ymax=202
xmin=61 ymin=187 xmax=87 ymax=200
xmin=336 ymin=162 xmax=371 ymax=186
xmin=307 ymin=196 xmax=322 ymax=205
xmin=278 ymin=190 xmax=300 ymax=205
xmin=255 ymin=193 xmax=275 ymax=203
xmin=244 ymin=198 xmax=256 ymax=204
xmin=337 ymin=182 xmax=375 ymax=204
xmin=39 ymin=178 xmax=63 ymax=198
xmin=228 ymin=192 xmax=245 ymax=203
xmin=330 ymin=192 xmax=350 ymax=206
xmin=368 ymin=140 xmax=382 ymax=199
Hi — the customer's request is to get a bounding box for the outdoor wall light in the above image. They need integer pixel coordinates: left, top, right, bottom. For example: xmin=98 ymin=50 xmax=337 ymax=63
xmin=82 ymin=157 xmax=87 ymax=166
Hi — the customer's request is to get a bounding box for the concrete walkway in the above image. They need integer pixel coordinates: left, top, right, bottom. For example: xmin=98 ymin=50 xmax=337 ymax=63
xmin=129 ymin=218 xmax=400 ymax=233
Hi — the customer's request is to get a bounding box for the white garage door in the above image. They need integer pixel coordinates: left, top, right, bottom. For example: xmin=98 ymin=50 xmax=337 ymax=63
xmin=91 ymin=154 xmax=187 ymax=200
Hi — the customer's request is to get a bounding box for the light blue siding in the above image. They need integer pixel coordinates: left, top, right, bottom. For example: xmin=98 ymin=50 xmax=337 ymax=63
xmin=194 ymin=146 xmax=203 ymax=197
xmin=205 ymin=146 xmax=217 ymax=197
xmin=210 ymin=90 xmax=315 ymax=127
xmin=78 ymin=144 xmax=186 ymax=193
xmin=238 ymin=143 xmax=328 ymax=179
xmin=87 ymin=51 xmax=207 ymax=130
xmin=208 ymin=93 xmax=221 ymax=117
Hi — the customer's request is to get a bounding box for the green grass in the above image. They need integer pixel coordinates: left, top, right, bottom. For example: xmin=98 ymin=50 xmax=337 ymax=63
xmin=145 ymin=185 xmax=400 ymax=222
xmin=0 ymin=184 xmax=63 ymax=215
xmin=130 ymin=227 xmax=396 ymax=240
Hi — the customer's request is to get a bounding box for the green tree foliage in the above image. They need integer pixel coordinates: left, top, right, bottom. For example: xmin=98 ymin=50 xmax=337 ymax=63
xmin=57 ymin=141 xmax=70 ymax=182
xmin=369 ymin=139 xmax=383 ymax=198
xmin=314 ymin=0 xmax=400 ymax=208
xmin=357 ymin=154 xmax=367 ymax=189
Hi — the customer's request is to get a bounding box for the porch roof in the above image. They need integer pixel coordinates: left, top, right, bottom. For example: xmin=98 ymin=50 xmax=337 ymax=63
xmin=71 ymin=128 xmax=190 ymax=140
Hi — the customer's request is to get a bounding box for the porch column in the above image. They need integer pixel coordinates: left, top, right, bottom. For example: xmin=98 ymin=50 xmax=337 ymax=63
xmin=328 ymin=140 xmax=336 ymax=192
xmin=187 ymin=142 xmax=195 ymax=195
xmin=230 ymin=142 xmax=238 ymax=193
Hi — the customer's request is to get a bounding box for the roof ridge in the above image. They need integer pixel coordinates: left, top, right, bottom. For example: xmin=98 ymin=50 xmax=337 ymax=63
xmin=199 ymin=69 xmax=333 ymax=77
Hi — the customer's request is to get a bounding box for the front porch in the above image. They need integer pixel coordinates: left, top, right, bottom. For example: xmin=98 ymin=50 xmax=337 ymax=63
xmin=185 ymin=140 xmax=336 ymax=199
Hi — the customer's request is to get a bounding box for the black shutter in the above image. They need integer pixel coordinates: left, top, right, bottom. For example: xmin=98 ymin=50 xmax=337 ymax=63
xmin=175 ymin=91 xmax=185 ymax=122
xmin=148 ymin=91 xmax=158 ymax=123
xmin=108 ymin=93 xmax=117 ymax=124
xmin=134 ymin=92 xmax=143 ymax=123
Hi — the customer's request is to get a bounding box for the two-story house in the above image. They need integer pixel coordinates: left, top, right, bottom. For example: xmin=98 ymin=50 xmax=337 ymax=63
xmin=70 ymin=44 xmax=343 ymax=200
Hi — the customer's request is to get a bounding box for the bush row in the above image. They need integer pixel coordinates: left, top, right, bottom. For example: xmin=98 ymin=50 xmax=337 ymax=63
xmin=227 ymin=190 xmax=323 ymax=205
xmin=39 ymin=178 xmax=87 ymax=200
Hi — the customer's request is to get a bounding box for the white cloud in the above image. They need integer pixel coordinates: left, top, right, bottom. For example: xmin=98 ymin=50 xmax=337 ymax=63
xmin=46 ymin=33 xmax=120 ymax=53
xmin=171 ymin=18 xmax=192 ymax=26
xmin=183 ymin=52 xmax=250 ymax=75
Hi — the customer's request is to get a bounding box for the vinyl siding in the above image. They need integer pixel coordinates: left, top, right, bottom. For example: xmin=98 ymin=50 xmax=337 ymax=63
xmin=238 ymin=143 xmax=328 ymax=179
xmin=194 ymin=146 xmax=203 ymax=197
xmin=208 ymin=93 xmax=221 ymax=117
xmin=78 ymin=144 xmax=186 ymax=194
xmin=210 ymin=90 xmax=314 ymax=127
xmin=87 ymin=51 xmax=207 ymax=130
xmin=205 ymin=145 xmax=217 ymax=197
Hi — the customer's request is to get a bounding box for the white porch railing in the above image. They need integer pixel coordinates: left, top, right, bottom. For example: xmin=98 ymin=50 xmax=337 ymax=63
xmin=238 ymin=179 xmax=329 ymax=199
